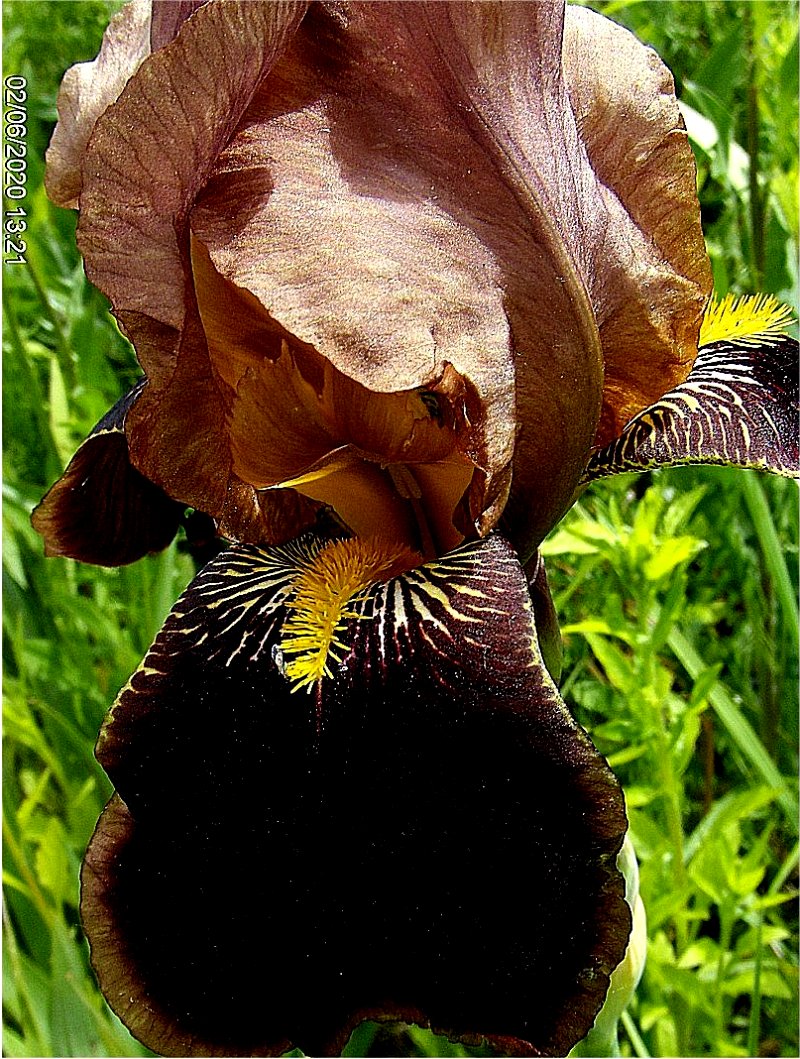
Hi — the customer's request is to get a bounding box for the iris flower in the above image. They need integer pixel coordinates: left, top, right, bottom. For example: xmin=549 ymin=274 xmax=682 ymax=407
xmin=34 ymin=2 xmax=798 ymax=1056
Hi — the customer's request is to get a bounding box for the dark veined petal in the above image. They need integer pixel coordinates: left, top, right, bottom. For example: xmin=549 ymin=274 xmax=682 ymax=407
xmin=150 ymin=0 xmax=206 ymax=50
xmin=83 ymin=534 xmax=630 ymax=1058
xmin=31 ymin=381 xmax=184 ymax=566
xmin=583 ymin=300 xmax=799 ymax=482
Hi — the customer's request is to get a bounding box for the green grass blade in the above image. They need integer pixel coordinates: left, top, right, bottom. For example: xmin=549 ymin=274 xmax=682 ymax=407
xmin=740 ymin=474 xmax=799 ymax=647
xmin=621 ymin=1010 xmax=651 ymax=1059
xmin=668 ymin=628 xmax=796 ymax=831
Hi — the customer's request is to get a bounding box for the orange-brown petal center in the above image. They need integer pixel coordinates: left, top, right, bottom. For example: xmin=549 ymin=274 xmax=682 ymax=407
xmin=191 ymin=236 xmax=475 ymax=557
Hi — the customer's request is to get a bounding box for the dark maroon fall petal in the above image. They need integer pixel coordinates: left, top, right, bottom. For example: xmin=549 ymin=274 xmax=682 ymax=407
xmin=583 ymin=334 xmax=800 ymax=482
xmin=31 ymin=382 xmax=184 ymax=567
xmin=83 ymin=533 xmax=630 ymax=1058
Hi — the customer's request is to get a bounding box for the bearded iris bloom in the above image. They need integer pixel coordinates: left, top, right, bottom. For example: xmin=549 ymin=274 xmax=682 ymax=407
xmin=32 ymin=2 xmax=798 ymax=1057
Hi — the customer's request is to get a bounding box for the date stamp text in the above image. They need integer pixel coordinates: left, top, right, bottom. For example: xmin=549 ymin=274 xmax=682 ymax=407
xmin=4 ymin=75 xmax=28 ymax=264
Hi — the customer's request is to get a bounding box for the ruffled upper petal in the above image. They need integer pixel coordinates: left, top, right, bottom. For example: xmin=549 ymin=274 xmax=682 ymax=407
xmin=191 ymin=235 xmax=473 ymax=553
xmin=45 ymin=0 xmax=152 ymax=209
xmin=184 ymin=0 xmax=608 ymax=553
xmin=149 ymin=0 xmax=206 ymax=50
xmin=49 ymin=0 xmax=715 ymax=559
xmin=68 ymin=0 xmax=311 ymax=544
xmin=562 ymin=6 xmax=713 ymax=447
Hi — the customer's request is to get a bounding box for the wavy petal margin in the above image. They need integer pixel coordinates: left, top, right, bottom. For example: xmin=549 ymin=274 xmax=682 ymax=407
xmin=45 ymin=0 xmax=152 ymax=209
xmin=31 ymin=382 xmax=184 ymax=566
xmin=583 ymin=333 xmax=799 ymax=482
xmin=149 ymin=0 xmax=206 ymax=51
xmin=162 ymin=0 xmax=607 ymax=551
xmin=72 ymin=1 xmax=312 ymax=544
xmin=562 ymin=6 xmax=712 ymax=447
xmin=83 ymin=534 xmax=629 ymax=1058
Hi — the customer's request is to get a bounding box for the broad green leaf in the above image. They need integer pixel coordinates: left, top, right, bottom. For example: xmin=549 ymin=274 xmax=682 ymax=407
xmin=33 ymin=818 xmax=73 ymax=906
xmin=643 ymin=536 xmax=705 ymax=582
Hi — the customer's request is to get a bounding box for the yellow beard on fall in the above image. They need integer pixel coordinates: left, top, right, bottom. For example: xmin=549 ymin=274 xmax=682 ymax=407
xmin=281 ymin=536 xmax=419 ymax=691
xmin=699 ymin=293 xmax=795 ymax=346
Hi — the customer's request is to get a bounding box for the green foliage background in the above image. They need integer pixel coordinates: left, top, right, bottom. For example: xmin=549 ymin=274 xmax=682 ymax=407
xmin=2 ymin=2 xmax=798 ymax=1057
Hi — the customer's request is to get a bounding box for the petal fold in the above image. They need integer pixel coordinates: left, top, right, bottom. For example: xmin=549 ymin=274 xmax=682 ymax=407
xmin=183 ymin=0 xmax=608 ymax=549
xmin=77 ymin=0 xmax=309 ymax=332
xmin=70 ymin=1 xmax=311 ymax=543
xmin=51 ymin=1 xmax=719 ymax=556
xmin=149 ymin=0 xmax=206 ymax=50
xmin=84 ymin=534 xmax=630 ymax=1058
xmin=31 ymin=382 xmax=184 ymax=566
xmin=45 ymin=0 xmax=152 ymax=209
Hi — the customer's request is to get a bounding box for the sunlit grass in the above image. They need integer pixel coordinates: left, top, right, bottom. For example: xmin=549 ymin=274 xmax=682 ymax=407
xmin=544 ymin=467 xmax=798 ymax=1057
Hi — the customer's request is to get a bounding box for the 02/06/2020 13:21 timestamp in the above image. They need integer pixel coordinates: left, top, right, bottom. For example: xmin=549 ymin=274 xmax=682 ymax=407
xmin=4 ymin=74 xmax=29 ymax=265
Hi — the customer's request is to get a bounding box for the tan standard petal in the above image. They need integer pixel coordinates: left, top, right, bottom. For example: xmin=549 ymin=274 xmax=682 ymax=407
xmin=563 ymin=6 xmax=713 ymax=447
xmin=194 ymin=234 xmax=461 ymax=468
xmin=123 ymin=302 xmax=318 ymax=545
xmin=77 ymin=0 xmax=308 ymax=336
xmin=149 ymin=0 xmax=205 ymax=51
xmin=71 ymin=1 xmax=310 ymax=544
xmin=229 ymin=347 xmax=473 ymax=555
xmin=194 ymin=236 xmax=468 ymax=472
xmin=45 ymin=0 xmax=152 ymax=209
xmin=194 ymin=233 xmax=476 ymax=554
xmin=190 ymin=1 xmax=607 ymax=557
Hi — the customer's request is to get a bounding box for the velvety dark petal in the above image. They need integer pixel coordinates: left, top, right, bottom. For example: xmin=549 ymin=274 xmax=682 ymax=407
xmin=31 ymin=382 xmax=184 ymax=566
xmin=583 ymin=334 xmax=799 ymax=482
xmin=84 ymin=534 xmax=629 ymax=1058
